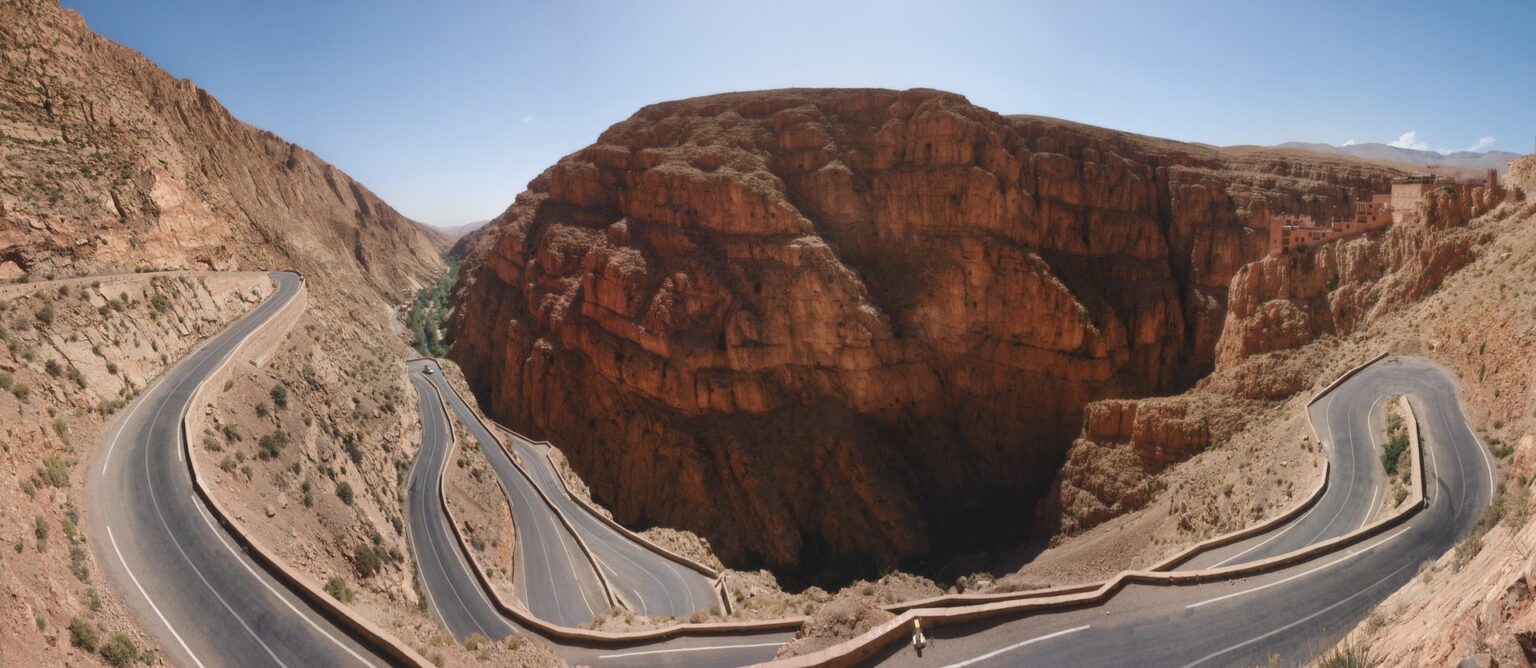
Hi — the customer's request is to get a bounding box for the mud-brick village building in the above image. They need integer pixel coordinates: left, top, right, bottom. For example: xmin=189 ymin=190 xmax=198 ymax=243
xmin=1266 ymin=169 xmax=1501 ymax=255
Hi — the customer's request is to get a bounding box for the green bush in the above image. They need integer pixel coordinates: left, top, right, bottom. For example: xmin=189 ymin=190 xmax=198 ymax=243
xmin=98 ymin=634 xmax=141 ymax=667
xmin=68 ymin=617 xmax=98 ymax=651
xmin=406 ymin=257 xmax=461 ymax=357
xmin=269 ymin=383 xmax=288 ymax=409
xmin=257 ymin=430 xmax=289 ymax=460
xmin=1381 ymin=433 xmax=1409 ymax=476
xmin=336 ymin=481 xmax=354 ymax=505
xmin=324 ymin=576 xmax=354 ymax=603
xmin=36 ymin=456 xmax=69 ymax=487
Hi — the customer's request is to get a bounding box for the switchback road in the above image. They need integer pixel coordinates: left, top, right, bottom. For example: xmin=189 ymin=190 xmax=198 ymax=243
xmin=89 ymin=272 xmax=390 ymax=667
xmin=870 ymin=356 xmax=1493 ymax=667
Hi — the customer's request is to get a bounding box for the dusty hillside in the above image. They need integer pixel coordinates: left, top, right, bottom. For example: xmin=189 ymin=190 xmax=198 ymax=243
xmin=0 ymin=0 xmax=447 ymax=293
xmin=448 ymin=87 xmax=1405 ymax=579
xmin=1045 ymin=155 xmax=1534 ymax=662
xmin=0 ymin=272 xmax=270 ymax=666
xmin=0 ymin=1 xmax=487 ymax=664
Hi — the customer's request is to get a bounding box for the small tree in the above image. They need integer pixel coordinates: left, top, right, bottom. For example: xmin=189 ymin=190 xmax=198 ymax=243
xmin=269 ymin=383 xmax=288 ymax=409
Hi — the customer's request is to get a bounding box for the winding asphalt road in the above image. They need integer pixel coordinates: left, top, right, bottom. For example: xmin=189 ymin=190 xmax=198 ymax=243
xmin=505 ymin=431 xmax=722 ymax=619
xmin=405 ymin=360 xmax=793 ymax=665
xmin=1176 ymin=368 xmax=1393 ymax=571
xmin=408 ymin=359 xmax=609 ymax=629
xmin=89 ymin=272 xmax=391 ymax=668
xmin=90 ymin=272 xmax=1488 ymax=668
xmin=869 ymin=356 xmax=1494 ymax=667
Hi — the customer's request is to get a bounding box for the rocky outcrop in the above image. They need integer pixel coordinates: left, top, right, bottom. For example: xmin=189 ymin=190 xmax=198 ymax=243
xmin=1216 ymin=184 xmax=1507 ymax=366
xmin=449 ymin=88 xmax=1405 ymax=578
xmin=1045 ymin=393 xmax=1259 ymax=536
xmin=0 ymin=0 xmax=447 ymax=299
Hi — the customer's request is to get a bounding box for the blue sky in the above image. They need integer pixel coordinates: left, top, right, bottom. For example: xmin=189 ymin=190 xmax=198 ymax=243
xmin=62 ymin=0 xmax=1536 ymax=227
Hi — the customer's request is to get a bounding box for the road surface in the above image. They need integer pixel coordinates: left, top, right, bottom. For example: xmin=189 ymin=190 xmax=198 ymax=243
xmin=504 ymin=431 xmax=722 ymax=618
xmin=1176 ymin=365 xmax=1393 ymax=571
xmin=405 ymin=360 xmax=793 ymax=665
xmin=869 ymin=356 xmax=1493 ymax=667
xmin=89 ymin=272 xmax=392 ymax=668
xmin=409 ymin=359 xmax=609 ymax=629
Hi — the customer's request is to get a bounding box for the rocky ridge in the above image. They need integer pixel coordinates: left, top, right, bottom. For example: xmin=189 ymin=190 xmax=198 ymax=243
xmin=449 ymin=87 xmax=1407 ymax=578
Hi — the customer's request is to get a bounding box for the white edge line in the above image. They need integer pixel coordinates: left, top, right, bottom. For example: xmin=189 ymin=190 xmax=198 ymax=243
xmin=1209 ymin=493 xmax=1323 ymax=569
xmin=940 ymin=624 xmax=1093 ymax=668
xmin=1186 ymin=525 xmax=1411 ymax=610
xmin=101 ymin=387 xmax=151 ymax=476
xmin=108 ymin=526 xmax=208 ymax=668
xmin=1460 ymin=417 xmax=1498 ymax=492
xmin=190 ymin=495 xmax=379 ymax=667
xmin=597 ymin=640 xmax=788 ymax=660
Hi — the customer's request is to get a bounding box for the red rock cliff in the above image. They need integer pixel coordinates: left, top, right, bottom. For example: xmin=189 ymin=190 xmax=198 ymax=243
xmin=449 ymin=88 xmax=1402 ymax=577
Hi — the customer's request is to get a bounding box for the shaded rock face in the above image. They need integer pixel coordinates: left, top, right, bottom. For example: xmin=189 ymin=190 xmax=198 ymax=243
xmin=0 ymin=0 xmax=446 ymax=298
xmin=450 ymin=88 xmax=1402 ymax=579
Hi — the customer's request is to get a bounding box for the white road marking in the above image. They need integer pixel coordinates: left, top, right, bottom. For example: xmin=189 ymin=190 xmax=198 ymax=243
xmin=101 ymin=381 xmax=151 ymax=475
xmin=939 ymin=624 xmax=1092 ymax=668
xmin=191 ymin=497 xmax=380 ymax=666
xmin=1360 ymin=394 xmax=1388 ymax=528
xmin=597 ymin=641 xmax=787 ymax=660
xmin=1361 ymin=485 xmax=1381 ymax=530
xmin=1307 ymin=389 xmax=1358 ymax=544
xmin=1179 ymin=554 xmax=1420 ymax=667
xmin=108 ymin=527 xmax=208 ymax=668
xmin=1186 ymin=526 xmax=1411 ymax=610
xmin=1209 ymin=491 xmax=1325 ymax=568
xmin=1457 ymin=411 xmax=1498 ymax=493
xmin=550 ymin=504 xmax=601 ymax=617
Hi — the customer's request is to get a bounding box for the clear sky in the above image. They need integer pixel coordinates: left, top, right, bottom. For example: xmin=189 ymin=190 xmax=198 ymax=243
xmin=61 ymin=0 xmax=1536 ymax=228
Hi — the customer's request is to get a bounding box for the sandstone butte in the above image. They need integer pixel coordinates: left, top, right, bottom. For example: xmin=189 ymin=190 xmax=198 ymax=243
xmin=447 ymin=87 xmax=1420 ymax=580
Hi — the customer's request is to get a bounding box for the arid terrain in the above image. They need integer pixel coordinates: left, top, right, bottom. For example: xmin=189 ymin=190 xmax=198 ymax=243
xmin=5 ymin=0 xmax=1535 ymax=664
xmin=446 ymin=87 xmax=1409 ymax=582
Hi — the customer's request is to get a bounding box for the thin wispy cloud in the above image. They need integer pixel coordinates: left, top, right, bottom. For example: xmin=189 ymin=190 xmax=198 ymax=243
xmin=1388 ymin=131 xmax=1430 ymax=151
xmin=1377 ymin=131 xmax=1496 ymax=155
xmin=521 ymin=114 xmax=536 ymax=124
xmin=1465 ymin=136 xmax=1495 ymax=152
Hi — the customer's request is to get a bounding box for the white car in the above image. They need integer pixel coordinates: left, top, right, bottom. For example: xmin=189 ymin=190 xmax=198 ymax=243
xmin=424 ymin=366 xmax=435 ymax=375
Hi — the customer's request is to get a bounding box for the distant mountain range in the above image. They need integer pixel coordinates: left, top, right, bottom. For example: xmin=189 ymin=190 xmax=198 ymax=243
xmin=1276 ymin=142 xmax=1521 ymax=173
xmin=435 ymin=219 xmax=490 ymax=240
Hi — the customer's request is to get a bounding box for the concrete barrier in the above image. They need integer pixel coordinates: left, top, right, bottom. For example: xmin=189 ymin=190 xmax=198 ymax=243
xmin=183 ymin=274 xmax=433 ymax=668
xmin=441 ymin=377 xmax=727 ymax=586
xmin=770 ymin=355 xmax=1431 ymax=667
xmin=538 ymin=445 xmax=723 ymax=580
xmin=415 ymin=365 xmax=807 ymax=643
xmin=427 ymin=371 xmax=623 ymax=613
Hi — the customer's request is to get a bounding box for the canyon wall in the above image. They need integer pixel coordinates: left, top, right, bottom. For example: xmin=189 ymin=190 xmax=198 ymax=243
xmin=449 ymin=88 xmax=1404 ymax=578
xmin=1050 ymin=165 xmax=1523 ymax=539
xmin=1216 ymin=183 xmax=1510 ymax=366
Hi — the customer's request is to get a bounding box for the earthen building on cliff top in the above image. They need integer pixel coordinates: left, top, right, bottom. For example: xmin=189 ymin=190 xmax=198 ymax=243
xmin=1266 ymin=170 xmax=1500 ymax=256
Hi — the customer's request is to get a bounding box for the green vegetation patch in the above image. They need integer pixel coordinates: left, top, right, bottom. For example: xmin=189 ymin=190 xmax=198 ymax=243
xmin=406 ymin=256 xmax=461 ymax=357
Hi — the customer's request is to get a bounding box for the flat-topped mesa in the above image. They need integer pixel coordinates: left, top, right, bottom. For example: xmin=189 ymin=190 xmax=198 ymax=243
xmin=448 ymin=88 xmax=1406 ymax=579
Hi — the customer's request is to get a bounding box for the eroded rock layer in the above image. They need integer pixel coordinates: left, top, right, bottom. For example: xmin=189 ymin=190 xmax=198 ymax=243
xmin=450 ymin=88 xmax=1403 ymax=577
